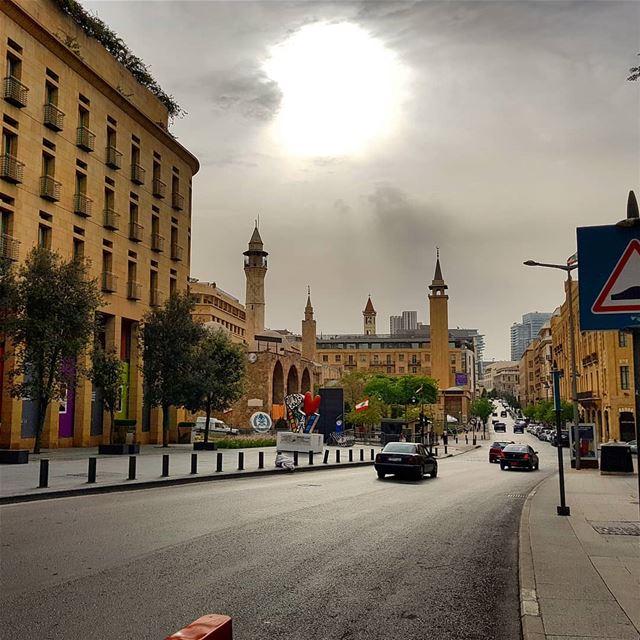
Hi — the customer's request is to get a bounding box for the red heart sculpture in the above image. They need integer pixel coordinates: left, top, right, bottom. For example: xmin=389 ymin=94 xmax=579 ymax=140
xmin=303 ymin=391 xmax=321 ymax=416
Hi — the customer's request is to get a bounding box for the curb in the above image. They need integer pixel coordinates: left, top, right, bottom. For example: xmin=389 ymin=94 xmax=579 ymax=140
xmin=0 ymin=460 xmax=375 ymax=505
xmin=518 ymin=473 xmax=556 ymax=640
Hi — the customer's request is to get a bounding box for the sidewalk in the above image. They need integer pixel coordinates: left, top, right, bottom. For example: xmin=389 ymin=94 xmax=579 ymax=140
xmin=0 ymin=440 xmax=480 ymax=503
xmin=520 ymin=465 xmax=640 ymax=640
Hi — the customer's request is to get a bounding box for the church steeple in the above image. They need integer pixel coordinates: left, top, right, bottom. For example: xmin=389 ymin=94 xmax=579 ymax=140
xmin=302 ymin=286 xmax=316 ymax=361
xmin=428 ymin=248 xmax=450 ymax=389
xmin=363 ymin=295 xmax=376 ymax=335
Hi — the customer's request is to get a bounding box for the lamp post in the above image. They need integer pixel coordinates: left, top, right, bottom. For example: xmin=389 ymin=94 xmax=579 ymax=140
xmin=552 ymin=360 xmax=570 ymax=515
xmin=524 ymin=259 xmax=582 ymax=470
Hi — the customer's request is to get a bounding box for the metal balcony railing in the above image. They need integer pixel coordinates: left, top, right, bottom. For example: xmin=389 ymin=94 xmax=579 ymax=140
xmin=103 ymin=208 xmax=120 ymax=230
xmin=127 ymin=281 xmax=142 ymax=300
xmin=171 ymin=192 xmax=184 ymax=211
xmin=130 ymin=163 xmax=146 ymax=185
xmin=73 ymin=193 xmax=92 ymax=217
xmin=102 ymin=272 xmax=117 ymax=293
xmin=129 ymin=221 xmax=143 ymax=242
xmin=76 ymin=126 xmax=95 ymax=152
xmin=151 ymin=233 xmax=165 ymax=252
xmin=0 ymin=232 xmax=20 ymax=261
xmin=40 ymin=175 xmax=61 ymax=201
xmin=149 ymin=289 xmax=163 ymax=307
xmin=152 ymin=178 xmax=166 ymax=198
xmin=0 ymin=153 xmax=24 ymax=183
xmin=170 ymin=243 xmax=183 ymax=261
xmin=105 ymin=145 xmax=122 ymax=169
xmin=4 ymin=76 xmax=28 ymax=107
xmin=43 ymin=103 xmax=64 ymax=131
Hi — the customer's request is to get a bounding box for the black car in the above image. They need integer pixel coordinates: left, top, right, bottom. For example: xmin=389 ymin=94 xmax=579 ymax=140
xmin=374 ymin=442 xmax=438 ymax=480
xmin=500 ymin=444 xmax=539 ymax=471
xmin=513 ymin=422 xmax=525 ymax=434
xmin=551 ymin=431 xmax=569 ymax=447
xmin=494 ymin=422 xmax=506 ymax=432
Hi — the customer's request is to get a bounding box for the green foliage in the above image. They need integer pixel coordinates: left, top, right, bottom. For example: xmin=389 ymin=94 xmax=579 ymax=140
xmin=182 ymin=329 xmax=245 ymax=443
xmin=470 ymin=397 xmax=493 ymax=424
xmin=523 ymin=400 xmax=575 ymax=425
xmin=336 ymin=370 xmax=370 ymax=410
xmin=90 ymin=344 xmax=123 ymax=444
xmin=364 ymin=374 xmax=437 ymax=406
xmin=0 ymin=258 xmax=15 ymax=331
xmin=346 ymin=396 xmax=384 ymax=426
xmin=4 ymin=248 xmax=102 ymax=453
xmin=214 ymin=437 xmax=276 ymax=449
xmin=140 ymin=292 xmax=205 ymax=445
xmin=52 ymin=0 xmax=185 ymax=119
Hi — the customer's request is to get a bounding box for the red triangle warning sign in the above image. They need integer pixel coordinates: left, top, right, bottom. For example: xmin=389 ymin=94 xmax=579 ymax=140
xmin=592 ymin=238 xmax=640 ymax=313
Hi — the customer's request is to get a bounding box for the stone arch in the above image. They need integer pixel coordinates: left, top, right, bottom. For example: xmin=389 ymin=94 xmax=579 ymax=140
xmin=301 ymin=368 xmax=311 ymax=394
xmin=286 ymin=365 xmax=299 ymax=395
xmin=272 ymin=361 xmax=284 ymax=404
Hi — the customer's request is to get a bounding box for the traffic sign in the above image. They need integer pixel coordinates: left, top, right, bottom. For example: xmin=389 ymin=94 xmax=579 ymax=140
xmin=577 ymin=224 xmax=640 ymax=330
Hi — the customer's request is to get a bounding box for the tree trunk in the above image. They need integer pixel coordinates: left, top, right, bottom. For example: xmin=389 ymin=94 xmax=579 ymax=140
xmin=109 ymin=410 xmax=115 ymax=445
xmin=33 ymin=397 xmax=47 ymax=455
xmin=162 ymin=402 xmax=170 ymax=447
xmin=204 ymin=402 xmax=211 ymax=444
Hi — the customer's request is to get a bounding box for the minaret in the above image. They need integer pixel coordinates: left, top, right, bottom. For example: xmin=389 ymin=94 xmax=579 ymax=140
xmin=363 ymin=296 xmax=377 ymax=335
xmin=243 ymin=224 xmax=268 ymax=349
xmin=301 ymin=286 xmax=317 ymax=361
xmin=428 ymin=249 xmax=450 ymax=389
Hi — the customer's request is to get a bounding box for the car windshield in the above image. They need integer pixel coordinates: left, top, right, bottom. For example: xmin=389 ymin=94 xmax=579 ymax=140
xmin=382 ymin=443 xmax=417 ymax=454
xmin=492 ymin=441 xmax=512 ymax=448
xmin=503 ymin=445 xmax=528 ymax=452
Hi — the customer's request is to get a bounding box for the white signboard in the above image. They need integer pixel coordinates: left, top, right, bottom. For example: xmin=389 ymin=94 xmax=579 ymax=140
xmin=276 ymin=432 xmax=323 ymax=453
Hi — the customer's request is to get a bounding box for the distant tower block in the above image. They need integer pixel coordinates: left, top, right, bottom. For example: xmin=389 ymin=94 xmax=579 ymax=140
xmin=244 ymin=224 xmax=268 ymax=349
xmin=428 ymin=249 xmax=450 ymax=389
xmin=302 ymin=287 xmax=317 ymax=361
xmin=363 ymin=296 xmax=377 ymax=336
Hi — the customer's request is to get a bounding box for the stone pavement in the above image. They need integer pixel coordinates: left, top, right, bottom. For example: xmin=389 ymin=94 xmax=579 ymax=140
xmin=520 ymin=464 xmax=640 ymax=640
xmin=0 ymin=439 xmax=480 ymax=502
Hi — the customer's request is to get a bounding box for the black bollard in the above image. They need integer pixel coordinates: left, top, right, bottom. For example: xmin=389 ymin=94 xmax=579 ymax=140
xmin=39 ymin=459 xmax=49 ymax=488
xmin=360 ymin=449 xmax=364 ymax=462
xmin=191 ymin=453 xmax=198 ymax=475
xmin=323 ymin=450 xmax=329 ymax=464
xmin=444 ymin=445 xmax=448 ymax=455
xmin=128 ymin=456 xmax=136 ymax=480
xmin=162 ymin=454 xmax=170 ymax=477
xmin=216 ymin=452 xmax=223 ymax=472
xmin=238 ymin=451 xmax=244 ymax=470
xmin=455 ymin=436 xmax=458 ymax=444
xmin=259 ymin=451 xmax=264 ymax=469
xmin=349 ymin=449 xmax=353 ymax=462
xmin=88 ymin=457 xmax=97 ymax=484
xmin=370 ymin=448 xmax=375 ymax=461
xmin=435 ymin=447 xmax=438 ymax=457
xmin=473 ymin=435 xmax=477 ymax=446
xmin=336 ymin=450 xmax=341 ymax=463
xmin=293 ymin=451 xmax=299 ymax=467
xmin=309 ymin=451 xmax=314 ymax=465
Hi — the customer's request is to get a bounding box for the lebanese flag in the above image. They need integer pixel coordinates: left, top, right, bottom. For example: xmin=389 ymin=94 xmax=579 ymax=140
xmin=355 ymin=399 xmax=370 ymax=412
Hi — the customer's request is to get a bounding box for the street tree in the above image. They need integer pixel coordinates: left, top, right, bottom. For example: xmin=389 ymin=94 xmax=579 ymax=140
xmin=140 ymin=292 xmax=204 ymax=447
xmin=89 ymin=344 xmax=123 ymax=444
xmin=4 ymin=248 xmax=102 ymax=453
xmin=0 ymin=257 xmax=15 ymax=331
xmin=346 ymin=395 xmax=384 ymax=428
xmin=183 ymin=328 xmax=245 ymax=443
xmin=470 ymin=397 xmax=493 ymax=432
xmin=336 ymin=370 xmax=370 ymax=410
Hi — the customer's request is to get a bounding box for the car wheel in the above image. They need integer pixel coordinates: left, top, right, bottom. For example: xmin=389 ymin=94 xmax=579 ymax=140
xmin=500 ymin=463 xmax=507 ymax=470
xmin=414 ymin=468 xmax=423 ymax=481
xmin=430 ymin=465 xmax=438 ymax=478
xmin=376 ymin=470 xmax=385 ymax=479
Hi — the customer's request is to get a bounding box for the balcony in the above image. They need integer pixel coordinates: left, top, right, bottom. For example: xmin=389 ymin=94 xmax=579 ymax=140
xmin=102 ymin=272 xmax=118 ymax=293
xmin=171 ymin=192 xmax=184 ymax=211
xmin=0 ymin=153 xmax=24 ymax=183
xmin=103 ymin=208 xmax=120 ymax=230
xmin=130 ymin=163 xmax=146 ymax=185
xmin=40 ymin=175 xmax=61 ymax=201
xmin=76 ymin=126 xmax=95 ymax=152
xmin=127 ymin=281 xmax=142 ymax=300
xmin=129 ymin=221 xmax=143 ymax=242
xmin=4 ymin=76 xmax=28 ymax=107
xmin=151 ymin=233 xmax=165 ymax=252
xmin=152 ymin=178 xmax=166 ymax=199
xmin=43 ymin=103 xmax=65 ymax=131
xmin=170 ymin=243 xmax=183 ymax=261
xmin=105 ymin=145 xmax=122 ymax=170
xmin=0 ymin=232 xmax=20 ymax=261
xmin=149 ymin=289 xmax=163 ymax=307
xmin=577 ymin=390 xmax=599 ymax=402
xmin=73 ymin=193 xmax=92 ymax=217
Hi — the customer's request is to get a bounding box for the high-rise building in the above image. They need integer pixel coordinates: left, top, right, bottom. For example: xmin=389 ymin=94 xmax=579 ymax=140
xmin=0 ymin=0 xmax=199 ymax=449
xmin=389 ymin=310 xmax=418 ymax=335
xmin=390 ymin=315 xmax=403 ymax=334
xmin=510 ymin=311 xmax=552 ymax=360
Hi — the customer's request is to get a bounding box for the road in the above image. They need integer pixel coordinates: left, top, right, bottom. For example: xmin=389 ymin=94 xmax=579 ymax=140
xmin=1 ymin=409 xmax=557 ymax=640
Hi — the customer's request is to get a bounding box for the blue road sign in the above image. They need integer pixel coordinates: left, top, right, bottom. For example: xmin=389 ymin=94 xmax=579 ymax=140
xmin=577 ymin=224 xmax=640 ymax=330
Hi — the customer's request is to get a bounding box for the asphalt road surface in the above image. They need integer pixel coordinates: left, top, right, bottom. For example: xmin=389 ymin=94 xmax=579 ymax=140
xmin=1 ymin=411 xmax=556 ymax=639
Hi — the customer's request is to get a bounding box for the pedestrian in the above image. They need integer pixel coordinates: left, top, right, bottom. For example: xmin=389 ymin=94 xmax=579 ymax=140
xmin=275 ymin=451 xmax=295 ymax=472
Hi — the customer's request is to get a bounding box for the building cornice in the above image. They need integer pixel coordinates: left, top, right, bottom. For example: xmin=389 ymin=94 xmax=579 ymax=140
xmin=3 ymin=0 xmax=200 ymax=175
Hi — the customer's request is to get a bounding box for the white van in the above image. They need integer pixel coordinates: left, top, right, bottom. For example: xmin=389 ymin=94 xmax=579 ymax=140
xmin=194 ymin=417 xmax=239 ymax=436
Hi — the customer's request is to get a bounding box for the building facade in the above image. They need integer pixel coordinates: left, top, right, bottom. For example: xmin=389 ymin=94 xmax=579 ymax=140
xmin=190 ymin=279 xmax=246 ymax=344
xmin=481 ymin=361 xmax=520 ymax=398
xmin=510 ymin=311 xmax=552 ymax=361
xmin=389 ymin=310 xmax=417 ymax=335
xmin=0 ymin=0 xmax=199 ymax=448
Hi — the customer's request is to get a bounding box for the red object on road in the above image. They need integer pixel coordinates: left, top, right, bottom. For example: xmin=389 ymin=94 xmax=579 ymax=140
xmin=165 ymin=615 xmax=232 ymax=640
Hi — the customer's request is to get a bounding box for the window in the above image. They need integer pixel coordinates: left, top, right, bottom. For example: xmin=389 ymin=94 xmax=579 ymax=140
xmin=75 ymin=171 xmax=86 ymax=194
xmin=2 ymin=128 xmax=17 ymax=155
xmin=78 ymin=106 xmax=89 ymax=127
xmin=42 ymin=152 xmax=55 ymax=177
xmin=169 ymin=277 xmax=177 ymax=295
xmin=335 ymin=354 xmax=341 ymax=362
xmin=620 ymin=366 xmax=630 ymax=390
xmin=322 ymin=355 xmax=328 ymax=362
xmin=399 ymin=354 xmax=404 ymax=361
xmin=73 ymin=237 xmax=84 ymax=258
xmin=618 ymin=332 xmax=627 ymax=348
xmin=38 ymin=224 xmax=51 ymax=248
xmin=45 ymin=81 xmax=58 ymax=106
xmin=6 ymin=53 xmax=21 ymax=79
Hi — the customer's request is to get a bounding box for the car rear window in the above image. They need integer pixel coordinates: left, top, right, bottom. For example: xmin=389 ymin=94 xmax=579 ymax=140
xmin=491 ymin=442 xmax=511 ymax=448
xmin=503 ymin=445 xmax=528 ymax=452
xmin=382 ymin=443 xmax=417 ymax=454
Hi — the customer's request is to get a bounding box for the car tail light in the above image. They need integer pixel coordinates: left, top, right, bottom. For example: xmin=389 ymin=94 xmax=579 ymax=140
xmin=407 ymin=455 xmax=420 ymax=464
xmin=523 ymin=453 xmax=529 ymax=460
xmin=375 ymin=454 xmax=382 ymax=463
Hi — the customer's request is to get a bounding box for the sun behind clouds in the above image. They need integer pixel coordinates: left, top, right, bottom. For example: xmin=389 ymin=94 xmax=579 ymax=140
xmin=263 ymin=21 xmax=407 ymax=157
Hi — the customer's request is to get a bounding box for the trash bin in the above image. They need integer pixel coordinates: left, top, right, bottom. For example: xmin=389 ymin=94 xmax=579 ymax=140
xmin=600 ymin=443 xmax=634 ymax=474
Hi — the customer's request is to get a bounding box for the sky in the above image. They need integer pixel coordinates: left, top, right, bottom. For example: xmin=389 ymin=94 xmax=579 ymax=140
xmin=86 ymin=0 xmax=640 ymax=360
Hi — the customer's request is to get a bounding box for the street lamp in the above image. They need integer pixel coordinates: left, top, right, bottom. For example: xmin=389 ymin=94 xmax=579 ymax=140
xmin=523 ymin=259 xmax=582 ymax=470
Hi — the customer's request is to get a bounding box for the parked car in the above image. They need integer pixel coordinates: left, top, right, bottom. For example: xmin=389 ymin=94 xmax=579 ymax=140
xmin=489 ymin=440 xmax=515 ymax=463
xmin=627 ymin=440 xmax=637 ymax=455
xmin=494 ymin=422 xmax=507 ymax=433
xmin=194 ymin=416 xmax=239 ymax=436
xmin=500 ymin=444 xmax=539 ymax=471
xmin=374 ymin=442 xmax=438 ymax=480
xmin=551 ymin=431 xmax=569 ymax=447
xmin=492 ymin=412 xmax=498 ymax=417
xmin=500 ymin=410 xmax=507 ymax=417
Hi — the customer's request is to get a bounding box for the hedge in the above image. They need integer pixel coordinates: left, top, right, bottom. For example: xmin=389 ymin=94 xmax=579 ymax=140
xmin=214 ymin=437 xmax=277 ymax=449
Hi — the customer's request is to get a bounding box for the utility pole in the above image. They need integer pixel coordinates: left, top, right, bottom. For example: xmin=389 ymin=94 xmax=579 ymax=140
xmin=566 ymin=269 xmax=581 ymax=470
